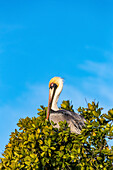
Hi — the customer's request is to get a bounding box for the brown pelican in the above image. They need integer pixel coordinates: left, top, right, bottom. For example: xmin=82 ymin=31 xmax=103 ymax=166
xmin=47 ymin=77 xmax=85 ymax=134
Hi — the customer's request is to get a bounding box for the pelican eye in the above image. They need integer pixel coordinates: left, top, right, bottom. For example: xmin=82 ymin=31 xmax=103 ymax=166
xmin=50 ymin=83 xmax=57 ymax=89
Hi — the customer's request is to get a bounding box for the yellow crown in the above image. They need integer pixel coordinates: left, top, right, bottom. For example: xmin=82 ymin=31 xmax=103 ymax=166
xmin=49 ymin=77 xmax=63 ymax=88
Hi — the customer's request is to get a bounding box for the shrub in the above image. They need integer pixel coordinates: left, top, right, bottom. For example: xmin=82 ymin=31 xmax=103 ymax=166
xmin=0 ymin=101 xmax=113 ymax=169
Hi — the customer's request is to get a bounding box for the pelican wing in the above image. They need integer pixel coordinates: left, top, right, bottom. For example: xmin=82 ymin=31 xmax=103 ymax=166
xmin=50 ymin=109 xmax=85 ymax=134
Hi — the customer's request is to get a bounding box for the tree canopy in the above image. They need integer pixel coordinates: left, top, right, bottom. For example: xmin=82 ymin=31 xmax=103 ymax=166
xmin=0 ymin=100 xmax=113 ymax=169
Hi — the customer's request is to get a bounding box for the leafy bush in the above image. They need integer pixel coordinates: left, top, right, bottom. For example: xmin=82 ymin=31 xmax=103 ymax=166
xmin=0 ymin=101 xmax=113 ymax=169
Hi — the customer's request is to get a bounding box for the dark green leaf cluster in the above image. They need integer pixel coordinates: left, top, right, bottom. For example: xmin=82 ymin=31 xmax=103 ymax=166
xmin=0 ymin=101 xmax=113 ymax=169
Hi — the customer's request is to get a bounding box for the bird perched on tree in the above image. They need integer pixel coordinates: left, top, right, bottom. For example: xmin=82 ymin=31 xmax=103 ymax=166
xmin=46 ymin=77 xmax=85 ymax=134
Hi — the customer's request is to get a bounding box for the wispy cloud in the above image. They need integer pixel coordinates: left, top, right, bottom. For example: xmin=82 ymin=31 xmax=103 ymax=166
xmin=79 ymin=58 xmax=113 ymax=111
xmin=79 ymin=60 xmax=113 ymax=78
xmin=85 ymin=45 xmax=113 ymax=60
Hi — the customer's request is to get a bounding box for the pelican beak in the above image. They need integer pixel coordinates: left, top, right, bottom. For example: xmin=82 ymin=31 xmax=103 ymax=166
xmin=47 ymin=89 xmax=53 ymax=120
xmin=46 ymin=85 xmax=57 ymax=120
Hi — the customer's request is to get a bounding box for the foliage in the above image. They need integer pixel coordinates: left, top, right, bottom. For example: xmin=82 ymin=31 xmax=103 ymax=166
xmin=0 ymin=100 xmax=113 ymax=169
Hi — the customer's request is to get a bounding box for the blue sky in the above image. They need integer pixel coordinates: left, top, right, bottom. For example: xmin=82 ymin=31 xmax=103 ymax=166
xmin=0 ymin=0 xmax=113 ymax=155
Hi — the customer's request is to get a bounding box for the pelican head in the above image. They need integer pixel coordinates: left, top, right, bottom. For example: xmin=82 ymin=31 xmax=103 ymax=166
xmin=47 ymin=77 xmax=63 ymax=120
